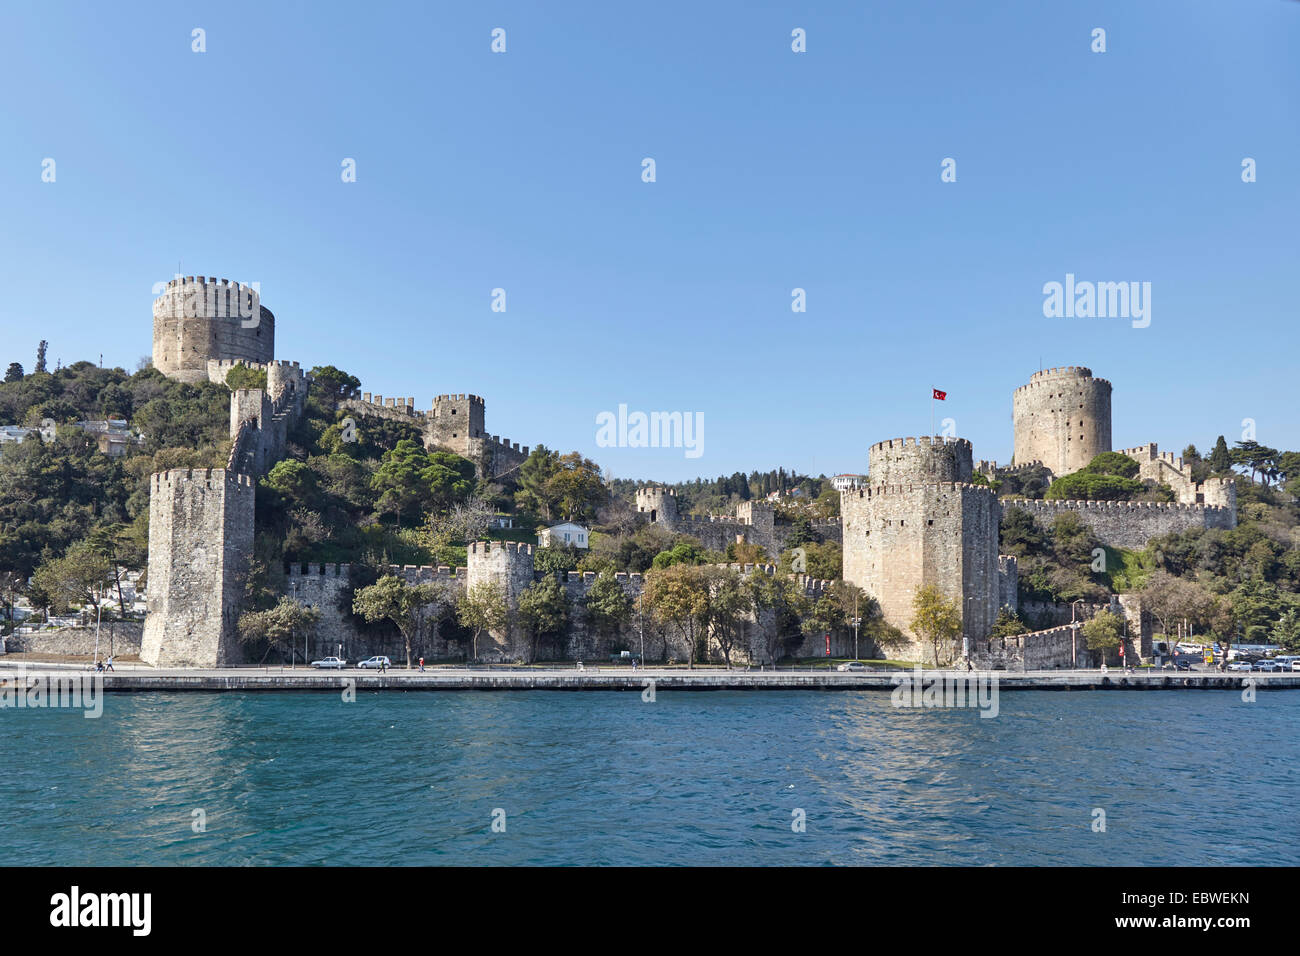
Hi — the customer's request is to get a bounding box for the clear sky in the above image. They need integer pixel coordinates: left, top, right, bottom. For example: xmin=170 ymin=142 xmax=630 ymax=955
xmin=2 ymin=1 xmax=1296 ymax=482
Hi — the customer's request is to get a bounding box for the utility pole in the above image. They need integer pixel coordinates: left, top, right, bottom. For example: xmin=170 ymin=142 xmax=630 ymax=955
xmin=638 ymin=592 xmax=645 ymax=666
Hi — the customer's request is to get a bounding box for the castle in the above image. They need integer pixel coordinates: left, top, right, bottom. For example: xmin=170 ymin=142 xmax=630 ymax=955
xmin=138 ymin=276 xmax=1236 ymax=669
xmin=632 ymin=487 xmax=842 ymax=555
xmin=637 ymin=366 xmax=1238 ymax=665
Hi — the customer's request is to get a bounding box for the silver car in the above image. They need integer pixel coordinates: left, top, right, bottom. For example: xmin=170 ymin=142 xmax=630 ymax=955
xmin=357 ymin=656 xmax=392 ymax=669
xmin=310 ymin=656 xmax=346 ymax=670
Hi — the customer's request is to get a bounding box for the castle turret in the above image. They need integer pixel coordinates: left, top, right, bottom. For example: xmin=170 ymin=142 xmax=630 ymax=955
xmin=868 ymin=436 xmax=973 ymax=486
xmin=635 ymin=486 xmax=680 ymax=529
xmin=842 ymin=437 xmax=1000 ymax=662
xmin=152 ymin=277 xmax=275 ymax=384
xmin=1013 ymin=366 xmax=1112 ymax=476
xmin=466 ymin=541 xmax=535 ymax=661
xmin=140 ymin=468 xmax=254 ymax=667
xmin=427 ymin=394 xmax=486 ymax=458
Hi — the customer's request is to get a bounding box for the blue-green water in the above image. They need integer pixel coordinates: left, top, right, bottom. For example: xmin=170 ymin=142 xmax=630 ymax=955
xmin=2 ymin=690 xmax=1297 ymax=865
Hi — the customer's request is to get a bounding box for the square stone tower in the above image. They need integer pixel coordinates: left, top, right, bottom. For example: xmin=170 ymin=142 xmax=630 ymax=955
xmin=140 ymin=468 xmax=254 ymax=667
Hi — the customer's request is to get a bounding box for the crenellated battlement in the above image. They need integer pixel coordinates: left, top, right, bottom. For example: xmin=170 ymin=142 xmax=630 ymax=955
xmin=869 ymin=434 xmax=974 ymax=485
xmin=287 ymin=562 xmax=466 ymax=581
xmin=432 ymin=393 xmax=485 ymax=405
xmin=1014 ymin=366 xmax=1113 ymax=394
xmin=977 ymin=459 xmax=1048 ymax=475
xmin=870 ymin=436 xmax=972 ymax=453
xmin=846 ymin=480 xmax=999 ymax=499
xmin=151 ymin=466 xmax=254 ymax=492
xmin=1006 ymin=498 xmax=1231 ymax=515
xmin=469 ymin=540 xmax=534 ymax=556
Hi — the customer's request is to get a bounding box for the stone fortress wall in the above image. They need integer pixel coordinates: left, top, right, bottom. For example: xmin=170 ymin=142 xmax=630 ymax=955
xmin=285 ymin=549 xmax=833 ymax=665
xmin=338 ymin=391 xmax=530 ymax=479
xmin=1012 ymin=366 xmax=1112 ymax=476
xmin=140 ymin=468 xmax=255 ymax=667
xmin=1115 ymin=442 xmax=1236 ymax=509
xmin=138 ymin=269 xmax=1235 ymax=670
xmin=151 ymin=277 xmax=275 ymax=384
xmin=841 ymin=478 xmax=1002 ymax=662
xmin=141 ymin=280 xmax=309 ymax=668
xmin=633 ymin=486 xmax=842 ymax=559
xmin=999 ymin=498 xmax=1236 ymax=551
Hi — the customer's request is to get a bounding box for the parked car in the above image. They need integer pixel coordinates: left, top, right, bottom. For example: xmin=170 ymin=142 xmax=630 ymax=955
xmin=1171 ymin=657 xmax=1194 ymax=671
xmin=837 ymin=661 xmax=868 ymax=672
xmin=357 ymin=656 xmax=392 ymax=669
xmin=1292 ymin=661 xmax=1300 ymax=672
xmin=1227 ymin=661 xmax=1254 ymax=672
xmin=1253 ymin=660 xmax=1279 ymax=672
xmin=310 ymin=656 xmax=346 ymax=670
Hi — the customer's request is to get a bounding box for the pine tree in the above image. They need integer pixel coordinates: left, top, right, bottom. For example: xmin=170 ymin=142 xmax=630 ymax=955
xmin=35 ymin=341 xmax=48 ymax=374
xmin=1208 ymin=436 xmax=1232 ymax=474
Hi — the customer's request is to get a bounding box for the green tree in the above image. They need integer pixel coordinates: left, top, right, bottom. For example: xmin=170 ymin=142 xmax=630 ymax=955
xmin=515 ymin=445 xmax=561 ymax=519
xmin=352 ymin=574 xmax=448 ymax=668
xmin=308 ymin=365 xmax=361 ymax=412
xmin=457 ymin=581 xmax=509 ymax=661
xmin=4 ymin=363 xmax=23 ymax=383
xmin=534 ymin=544 xmax=580 ymax=577
xmin=30 ymin=542 xmax=113 ymax=616
xmin=1082 ymin=610 xmax=1125 ymax=664
xmin=584 ymin=570 xmax=632 ymax=651
xmin=910 ymin=584 xmax=962 ymax=667
xmin=990 ymin=608 xmax=1029 ymax=639
xmin=517 ymin=575 xmax=569 ymax=660
xmin=651 ymin=540 xmax=710 ymax=569
xmin=225 ymin=363 xmax=267 ymax=391
xmin=237 ymin=597 xmax=323 ymax=665
xmin=706 ymin=567 xmax=753 ymax=668
xmin=1271 ymin=608 xmax=1300 ymax=652
xmin=1208 ymin=436 xmax=1233 ymax=474
xmin=644 ymin=564 xmax=712 ymax=667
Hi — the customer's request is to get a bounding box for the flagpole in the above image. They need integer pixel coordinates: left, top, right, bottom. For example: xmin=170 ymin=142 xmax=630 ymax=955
xmin=930 ymin=387 xmax=934 ymax=438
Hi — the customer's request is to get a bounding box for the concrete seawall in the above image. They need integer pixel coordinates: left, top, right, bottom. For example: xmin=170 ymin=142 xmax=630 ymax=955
xmin=8 ymin=666 xmax=1300 ymax=693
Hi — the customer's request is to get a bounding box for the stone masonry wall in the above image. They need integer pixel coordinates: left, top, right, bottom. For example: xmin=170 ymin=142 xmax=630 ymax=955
xmin=141 ymin=469 xmax=255 ymax=667
xmin=1012 ymin=366 xmax=1112 ymax=476
xmin=5 ymin=623 xmax=143 ymax=657
xmin=152 ymin=277 xmax=274 ymax=384
xmin=842 ymin=481 xmax=1001 ymax=662
xmin=1003 ymin=498 xmax=1236 ymax=551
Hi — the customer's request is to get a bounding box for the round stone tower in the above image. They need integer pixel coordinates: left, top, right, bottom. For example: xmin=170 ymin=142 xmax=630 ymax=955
xmin=842 ymin=438 xmax=1000 ymax=662
xmin=1012 ymin=366 xmax=1112 ymax=476
xmin=152 ymin=276 xmax=275 ymax=384
xmin=868 ymin=436 xmax=973 ymax=486
xmin=634 ymin=486 xmax=680 ymax=529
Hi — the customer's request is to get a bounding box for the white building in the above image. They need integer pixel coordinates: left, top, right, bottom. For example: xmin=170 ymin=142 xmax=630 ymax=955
xmin=831 ymin=474 xmax=867 ymax=492
xmin=537 ymin=522 xmax=590 ymax=549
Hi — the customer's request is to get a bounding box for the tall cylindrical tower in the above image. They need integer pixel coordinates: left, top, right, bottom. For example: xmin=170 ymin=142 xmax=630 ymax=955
xmin=868 ymin=436 xmax=973 ymax=486
xmin=152 ymin=276 xmax=275 ymax=384
xmin=1012 ymin=366 xmax=1112 ymax=476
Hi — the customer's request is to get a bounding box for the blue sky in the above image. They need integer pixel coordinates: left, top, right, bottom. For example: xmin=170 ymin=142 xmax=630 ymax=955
xmin=2 ymin=1 xmax=1296 ymax=482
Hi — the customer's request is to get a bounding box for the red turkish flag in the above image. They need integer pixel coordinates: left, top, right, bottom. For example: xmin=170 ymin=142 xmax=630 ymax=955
xmin=932 ymin=388 xmax=947 ymax=401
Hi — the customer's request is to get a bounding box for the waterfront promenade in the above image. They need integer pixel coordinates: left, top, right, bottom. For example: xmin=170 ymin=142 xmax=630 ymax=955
xmin=4 ymin=661 xmax=1299 ymax=692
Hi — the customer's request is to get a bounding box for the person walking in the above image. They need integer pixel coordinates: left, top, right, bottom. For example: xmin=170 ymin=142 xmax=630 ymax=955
xmin=418 ymin=657 xmax=425 ymax=673
xmin=105 ymin=656 xmax=114 ymax=672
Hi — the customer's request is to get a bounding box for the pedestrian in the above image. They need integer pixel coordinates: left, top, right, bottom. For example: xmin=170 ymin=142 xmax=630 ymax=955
xmin=419 ymin=657 xmax=425 ymax=673
xmin=105 ymin=656 xmax=114 ymax=672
